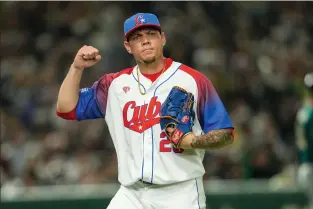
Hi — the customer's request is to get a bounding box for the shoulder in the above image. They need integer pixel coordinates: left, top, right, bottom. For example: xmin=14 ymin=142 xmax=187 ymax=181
xmin=178 ymin=63 xmax=213 ymax=86
xmin=114 ymin=67 xmax=134 ymax=78
xmin=97 ymin=67 xmax=134 ymax=86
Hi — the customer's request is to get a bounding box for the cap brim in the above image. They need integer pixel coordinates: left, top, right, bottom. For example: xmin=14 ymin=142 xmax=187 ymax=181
xmin=125 ymin=24 xmax=161 ymax=39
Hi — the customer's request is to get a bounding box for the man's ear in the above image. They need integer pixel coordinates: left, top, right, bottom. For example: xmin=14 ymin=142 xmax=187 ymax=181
xmin=161 ymin=32 xmax=166 ymax=47
xmin=124 ymin=41 xmax=132 ymax=54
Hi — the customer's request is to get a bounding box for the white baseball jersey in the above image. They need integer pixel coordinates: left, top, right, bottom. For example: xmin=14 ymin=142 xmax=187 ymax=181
xmin=58 ymin=58 xmax=234 ymax=186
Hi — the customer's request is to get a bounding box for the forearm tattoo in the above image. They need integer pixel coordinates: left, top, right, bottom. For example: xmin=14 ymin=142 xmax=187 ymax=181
xmin=190 ymin=129 xmax=233 ymax=149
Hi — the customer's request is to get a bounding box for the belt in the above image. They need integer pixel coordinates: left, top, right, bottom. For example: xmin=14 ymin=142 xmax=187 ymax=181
xmin=139 ymin=179 xmax=154 ymax=186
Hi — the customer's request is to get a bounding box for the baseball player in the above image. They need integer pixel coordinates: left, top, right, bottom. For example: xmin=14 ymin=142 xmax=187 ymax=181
xmin=295 ymin=72 xmax=313 ymax=208
xmin=56 ymin=13 xmax=234 ymax=209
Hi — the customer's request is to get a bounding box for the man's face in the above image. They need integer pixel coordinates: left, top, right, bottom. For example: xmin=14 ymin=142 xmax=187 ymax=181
xmin=124 ymin=27 xmax=166 ymax=64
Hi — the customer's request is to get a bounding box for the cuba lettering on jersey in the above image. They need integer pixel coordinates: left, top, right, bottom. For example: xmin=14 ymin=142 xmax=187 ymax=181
xmin=123 ymin=96 xmax=161 ymax=133
xmin=58 ymin=58 xmax=234 ymax=186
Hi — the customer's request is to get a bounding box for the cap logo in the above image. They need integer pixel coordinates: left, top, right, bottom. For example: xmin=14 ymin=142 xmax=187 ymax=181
xmin=135 ymin=15 xmax=146 ymax=26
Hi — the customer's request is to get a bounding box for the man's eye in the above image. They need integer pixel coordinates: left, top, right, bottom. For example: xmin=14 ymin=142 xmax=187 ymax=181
xmin=148 ymin=32 xmax=156 ymax=36
xmin=132 ymin=36 xmax=139 ymax=40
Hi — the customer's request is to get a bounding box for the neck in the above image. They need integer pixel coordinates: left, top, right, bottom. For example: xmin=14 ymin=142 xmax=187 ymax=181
xmin=137 ymin=57 xmax=165 ymax=74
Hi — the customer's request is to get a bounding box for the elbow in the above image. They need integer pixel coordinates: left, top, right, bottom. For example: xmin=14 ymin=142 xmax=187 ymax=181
xmin=56 ymin=104 xmax=77 ymax=120
xmin=213 ymin=128 xmax=234 ymax=149
xmin=230 ymin=128 xmax=235 ymax=144
xmin=225 ymin=135 xmax=234 ymax=147
xmin=56 ymin=103 xmax=68 ymax=114
xmin=218 ymin=135 xmax=233 ymax=149
xmin=56 ymin=103 xmax=64 ymax=113
xmin=56 ymin=100 xmax=76 ymax=113
xmin=223 ymin=128 xmax=235 ymax=147
xmin=229 ymin=128 xmax=235 ymax=143
xmin=56 ymin=94 xmax=79 ymax=114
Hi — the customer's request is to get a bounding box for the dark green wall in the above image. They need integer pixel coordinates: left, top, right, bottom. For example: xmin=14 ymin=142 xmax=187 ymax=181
xmin=1 ymin=191 xmax=309 ymax=209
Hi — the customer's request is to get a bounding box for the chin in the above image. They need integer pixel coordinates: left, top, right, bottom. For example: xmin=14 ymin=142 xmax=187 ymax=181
xmin=142 ymin=56 xmax=156 ymax=64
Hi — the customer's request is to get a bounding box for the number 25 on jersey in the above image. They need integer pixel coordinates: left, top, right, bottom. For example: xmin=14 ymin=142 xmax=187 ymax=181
xmin=159 ymin=132 xmax=184 ymax=153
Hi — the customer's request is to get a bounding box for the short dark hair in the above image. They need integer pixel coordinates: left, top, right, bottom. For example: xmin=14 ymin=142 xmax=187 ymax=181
xmin=126 ymin=27 xmax=161 ymax=42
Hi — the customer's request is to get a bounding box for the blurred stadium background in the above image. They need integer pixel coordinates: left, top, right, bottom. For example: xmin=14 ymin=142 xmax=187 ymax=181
xmin=1 ymin=1 xmax=312 ymax=209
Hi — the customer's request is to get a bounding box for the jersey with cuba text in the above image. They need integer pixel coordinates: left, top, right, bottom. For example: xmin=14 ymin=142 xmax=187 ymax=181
xmin=58 ymin=58 xmax=234 ymax=186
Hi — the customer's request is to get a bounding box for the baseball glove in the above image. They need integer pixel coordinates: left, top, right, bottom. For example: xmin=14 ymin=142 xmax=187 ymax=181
xmin=160 ymin=86 xmax=195 ymax=148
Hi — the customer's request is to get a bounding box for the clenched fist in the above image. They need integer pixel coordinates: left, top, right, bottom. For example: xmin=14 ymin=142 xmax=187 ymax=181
xmin=72 ymin=45 xmax=101 ymax=70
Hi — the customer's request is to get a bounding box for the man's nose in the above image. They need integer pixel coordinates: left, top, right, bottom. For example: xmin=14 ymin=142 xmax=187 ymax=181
xmin=142 ymin=35 xmax=150 ymax=45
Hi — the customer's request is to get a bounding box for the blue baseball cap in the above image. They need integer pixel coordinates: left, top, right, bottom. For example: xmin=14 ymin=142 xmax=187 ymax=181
xmin=124 ymin=13 xmax=161 ymax=39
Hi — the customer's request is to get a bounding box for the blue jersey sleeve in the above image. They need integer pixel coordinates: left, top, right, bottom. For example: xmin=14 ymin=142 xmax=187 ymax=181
xmin=196 ymin=76 xmax=234 ymax=133
xmin=76 ymin=73 xmax=115 ymax=121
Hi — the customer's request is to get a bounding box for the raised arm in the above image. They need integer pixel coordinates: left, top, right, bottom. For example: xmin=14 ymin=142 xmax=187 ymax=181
xmin=56 ymin=45 xmax=101 ymax=113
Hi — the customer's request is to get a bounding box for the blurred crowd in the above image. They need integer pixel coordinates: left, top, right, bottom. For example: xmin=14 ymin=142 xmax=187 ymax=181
xmin=1 ymin=2 xmax=312 ymax=188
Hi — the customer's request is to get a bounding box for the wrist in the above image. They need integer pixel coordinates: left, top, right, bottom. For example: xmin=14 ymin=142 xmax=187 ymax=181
xmin=71 ymin=64 xmax=84 ymax=72
xmin=179 ymin=132 xmax=195 ymax=149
